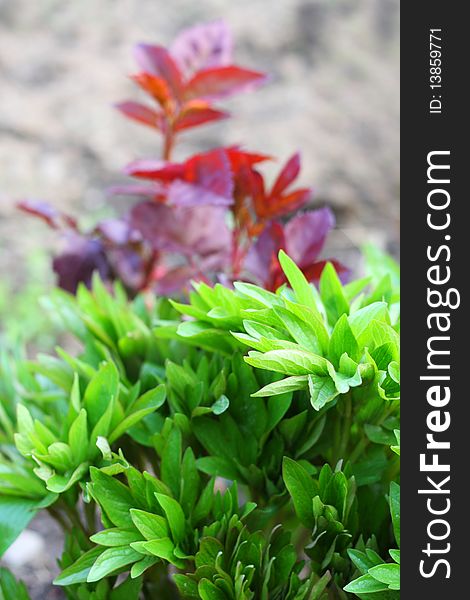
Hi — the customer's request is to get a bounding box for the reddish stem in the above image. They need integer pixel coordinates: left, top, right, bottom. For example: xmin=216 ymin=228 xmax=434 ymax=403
xmin=163 ymin=129 xmax=174 ymax=161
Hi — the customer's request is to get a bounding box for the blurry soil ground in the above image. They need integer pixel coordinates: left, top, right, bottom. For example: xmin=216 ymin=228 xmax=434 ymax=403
xmin=0 ymin=0 xmax=399 ymax=597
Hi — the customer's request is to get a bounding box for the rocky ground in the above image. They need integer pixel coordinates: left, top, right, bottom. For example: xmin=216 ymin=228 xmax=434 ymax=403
xmin=0 ymin=0 xmax=399 ymax=597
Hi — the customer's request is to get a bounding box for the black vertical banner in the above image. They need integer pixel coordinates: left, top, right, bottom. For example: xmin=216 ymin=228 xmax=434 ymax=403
xmin=402 ymin=4 xmax=466 ymax=598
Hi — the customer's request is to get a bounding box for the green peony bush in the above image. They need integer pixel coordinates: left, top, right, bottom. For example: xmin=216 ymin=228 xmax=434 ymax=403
xmin=0 ymin=251 xmax=400 ymax=599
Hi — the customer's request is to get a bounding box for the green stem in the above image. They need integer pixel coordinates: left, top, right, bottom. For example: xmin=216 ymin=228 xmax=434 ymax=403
xmin=349 ymin=404 xmax=397 ymax=464
xmin=338 ymin=394 xmax=352 ymax=462
xmin=332 ymin=394 xmax=352 ymax=465
xmin=47 ymin=506 xmax=72 ymax=533
xmin=60 ymin=500 xmax=89 ymax=536
xmin=332 ymin=415 xmax=342 ymax=465
xmin=84 ymin=499 xmax=96 ymax=534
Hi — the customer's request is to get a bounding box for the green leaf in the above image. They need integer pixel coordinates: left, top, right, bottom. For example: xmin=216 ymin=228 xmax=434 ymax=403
xmin=233 ymin=282 xmax=282 ymax=308
xmin=90 ymin=468 xmax=135 ymax=528
xmin=0 ymin=567 xmax=31 ymax=600
xmin=308 ymin=374 xmax=338 ymax=410
xmin=68 ymin=409 xmax=88 ymax=464
xmin=131 ymin=384 xmax=166 ymax=413
xmin=391 ymin=430 xmax=400 ymax=456
xmin=45 ymin=442 xmax=73 ymax=469
xmin=319 ymin=262 xmax=349 ymax=325
xmin=389 ymin=549 xmax=400 ymax=564
xmin=195 ymin=456 xmax=239 ymax=481
xmin=343 ymin=277 xmax=372 ymax=301
xmin=265 ymin=393 xmax=293 ymax=433
xmin=109 ymin=385 xmax=166 ymax=444
xmin=328 ymin=314 xmax=359 ymax=366
xmin=366 ymin=321 xmax=400 ymax=354
xmin=283 ymin=300 xmax=329 ymax=353
xmin=54 ymin=547 xmax=103 ymax=586
xmin=347 ymin=549 xmax=383 ymax=575
xmin=130 ymin=509 xmax=169 ymax=540
xmin=274 ymin=306 xmax=324 ymax=355
xmin=195 ymin=537 xmax=224 ymax=569
xmin=344 ymin=573 xmax=389 ymax=594
xmin=198 ymin=578 xmax=228 ymax=600
xmin=16 ymin=404 xmax=34 ymax=436
xmin=130 ymin=556 xmax=158 ymax=579
xmin=45 ymin=462 xmax=89 ymax=493
xmin=252 ymin=375 xmax=308 ymax=397
xmin=155 ymin=494 xmax=186 ymax=544
xmin=348 ymin=302 xmax=389 ymax=343
xmin=180 ymin=448 xmax=200 ymax=515
xmin=90 ymin=528 xmax=142 ymax=547
xmin=173 ymin=574 xmax=200 ymax=598
xmin=192 ymin=416 xmax=239 ymax=464
xmin=363 ymin=243 xmax=400 ymax=290
xmin=141 ymin=537 xmax=178 ymax=564
xmin=161 ymin=426 xmax=182 ymax=498
xmin=309 ymin=571 xmax=331 ymax=600
xmin=282 ymin=457 xmax=316 ymax=528
xmin=0 ymin=496 xmax=39 ymax=555
xmin=88 ymin=398 xmax=116 ymax=453
xmin=364 ymin=424 xmax=397 ymax=446
xmin=245 ymin=349 xmax=329 ymax=377
xmin=69 ymin=371 xmax=81 ymax=412
xmin=175 ymin=322 xmax=235 ymax=355
xmin=192 ymin=479 xmax=215 ymax=526
xmin=87 ymin=546 xmax=142 ymax=582
xmin=278 ymin=251 xmax=320 ymax=314
xmin=84 ymin=362 xmax=119 ymax=428
xmin=328 ymin=358 xmax=362 ymax=394
xmin=390 ymin=482 xmax=400 ymax=547
xmin=368 ymin=563 xmax=400 ymax=588
xmin=110 ymin=574 xmax=143 ymax=600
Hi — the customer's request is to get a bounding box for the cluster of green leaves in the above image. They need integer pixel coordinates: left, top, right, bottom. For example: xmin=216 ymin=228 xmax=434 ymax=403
xmin=14 ymin=361 xmax=166 ymax=493
xmin=344 ymin=431 xmax=400 ymax=599
xmin=0 ymin=250 xmax=399 ymax=599
xmin=168 ymin=251 xmax=399 ymax=405
xmin=0 ymin=348 xmax=57 ymax=556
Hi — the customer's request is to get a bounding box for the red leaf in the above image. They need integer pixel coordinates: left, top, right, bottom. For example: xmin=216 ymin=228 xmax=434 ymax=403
xmin=243 ymin=221 xmax=285 ymax=286
xmin=184 ymin=65 xmax=267 ymax=100
xmin=130 ymin=72 xmax=172 ymax=107
xmin=17 ymin=199 xmax=77 ymax=230
xmin=174 ymin=101 xmax=229 ymax=132
xmin=255 ymin=188 xmax=311 ymax=219
xmin=166 ymin=180 xmax=232 ymax=207
xmin=108 ymin=182 xmax=167 ymax=200
xmin=53 ymin=234 xmax=110 ymax=293
xmin=115 ymin=101 xmax=165 ymax=130
xmin=125 ymin=150 xmax=234 ymax=207
xmin=183 ymin=149 xmax=233 ymax=199
xmin=133 ymin=44 xmax=183 ymax=98
xmin=240 ymin=168 xmax=266 ymax=209
xmin=170 ymin=20 xmax=233 ymax=79
xmin=124 ymin=159 xmax=185 ymax=181
xmin=301 ymin=259 xmax=350 ymax=284
xmin=130 ymin=201 xmax=231 ymax=261
xmin=153 ymin=265 xmax=197 ymax=295
xmin=271 ymin=153 xmax=301 ymax=197
xmin=226 ymin=146 xmax=271 ymax=171
xmin=285 ymin=208 xmax=335 ymax=265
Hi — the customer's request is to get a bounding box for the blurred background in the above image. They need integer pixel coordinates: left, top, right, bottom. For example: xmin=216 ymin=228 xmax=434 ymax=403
xmin=0 ymin=1 xmax=399 ymax=594
xmin=1 ymin=0 xmax=399 ymax=347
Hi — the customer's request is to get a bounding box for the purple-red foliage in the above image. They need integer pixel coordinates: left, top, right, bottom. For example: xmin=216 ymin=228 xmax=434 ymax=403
xmin=18 ymin=20 xmax=347 ymax=296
